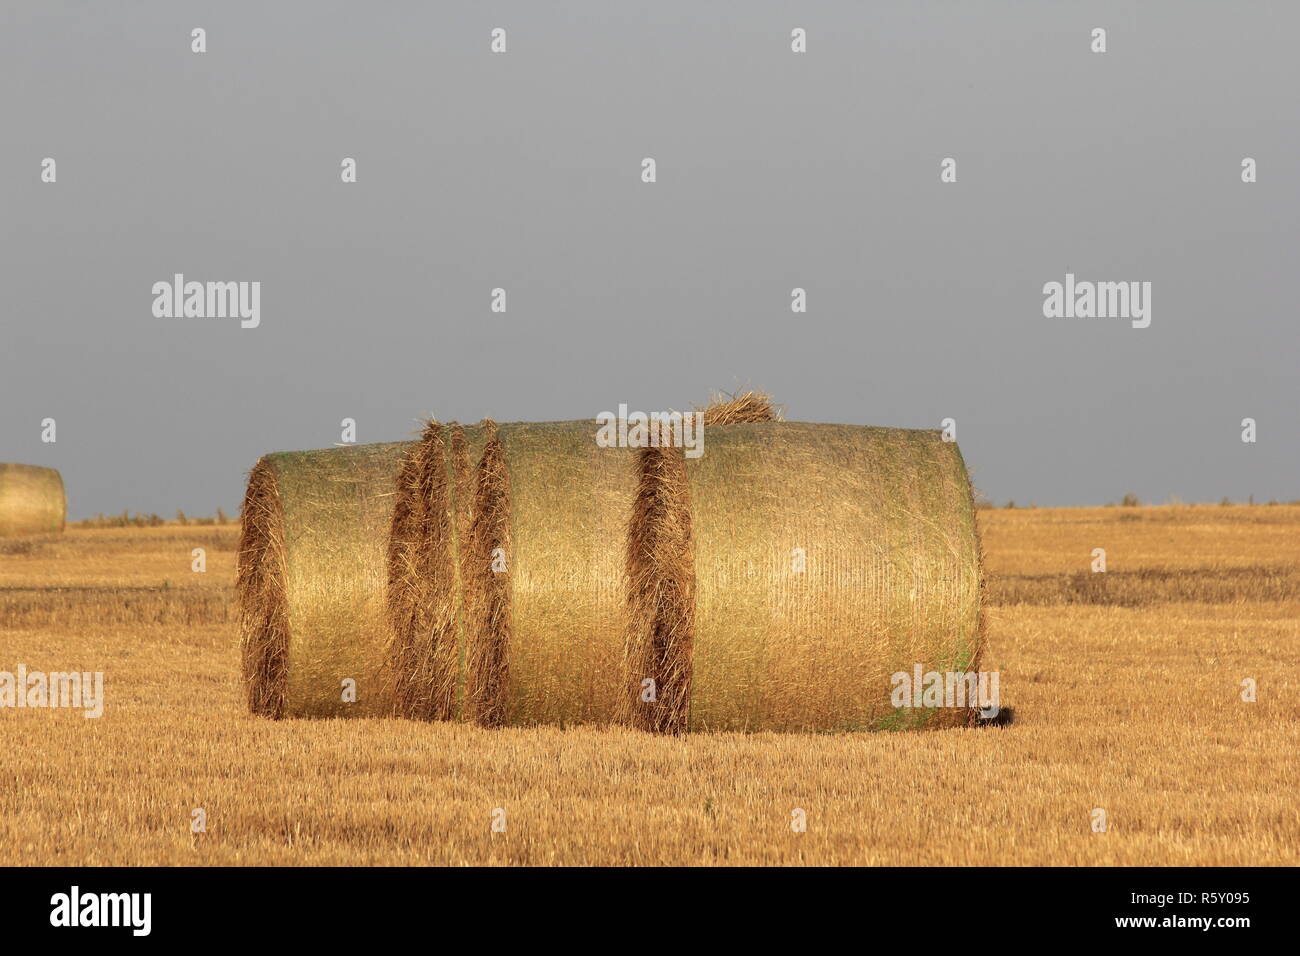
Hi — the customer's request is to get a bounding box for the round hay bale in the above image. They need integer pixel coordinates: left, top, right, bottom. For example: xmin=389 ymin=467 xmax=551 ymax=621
xmin=237 ymin=421 xmax=644 ymax=722
xmin=238 ymin=443 xmax=410 ymax=718
xmin=463 ymin=418 xmax=640 ymax=726
xmin=636 ymin=422 xmax=984 ymax=732
xmin=238 ymin=422 xmax=639 ymax=723
xmin=0 ymin=464 xmax=66 ymax=536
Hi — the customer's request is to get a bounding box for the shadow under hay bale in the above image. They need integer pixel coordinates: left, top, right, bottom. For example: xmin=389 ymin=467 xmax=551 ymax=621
xmin=976 ymin=706 xmax=1015 ymax=727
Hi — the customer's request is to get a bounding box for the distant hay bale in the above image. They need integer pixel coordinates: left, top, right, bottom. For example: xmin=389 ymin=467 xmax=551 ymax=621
xmin=0 ymin=464 xmax=66 ymax=537
xmin=239 ymin=392 xmax=984 ymax=733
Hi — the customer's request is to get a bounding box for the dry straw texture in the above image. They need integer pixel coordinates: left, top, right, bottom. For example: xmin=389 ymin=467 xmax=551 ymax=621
xmin=459 ymin=422 xmax=512 ymax=725
xmin=237 ymin=460 xmax=288 ymax=717
xmin=622 ymin=442 xmax=696 ymax=733
xmin=385 ymin=422 xmax=457 ymax=720
xmin=0 ymin=464 xmax=66 ymax=537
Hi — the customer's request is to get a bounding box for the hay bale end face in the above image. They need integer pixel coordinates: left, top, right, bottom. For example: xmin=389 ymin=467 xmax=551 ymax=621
xmin=0 ymin=464 xmax=66 ymax=536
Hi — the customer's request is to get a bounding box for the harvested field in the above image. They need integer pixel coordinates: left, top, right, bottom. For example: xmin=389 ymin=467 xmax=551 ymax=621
xmin=1 ymin=508 xmax=1296 ymax=865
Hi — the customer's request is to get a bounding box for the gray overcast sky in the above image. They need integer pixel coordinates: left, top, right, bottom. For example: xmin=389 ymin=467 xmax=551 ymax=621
xmin=2 ymin=1 xmax=1296 ymax=518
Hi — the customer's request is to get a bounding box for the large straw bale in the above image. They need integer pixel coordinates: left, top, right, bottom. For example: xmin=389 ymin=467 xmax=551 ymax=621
xmin=238 ymin=393 xmax=983 ymax=732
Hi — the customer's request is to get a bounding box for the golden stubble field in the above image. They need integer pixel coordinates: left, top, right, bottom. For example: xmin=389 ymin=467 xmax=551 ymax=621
xmin=1 ymin=507 xmax=1297 ymax=866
